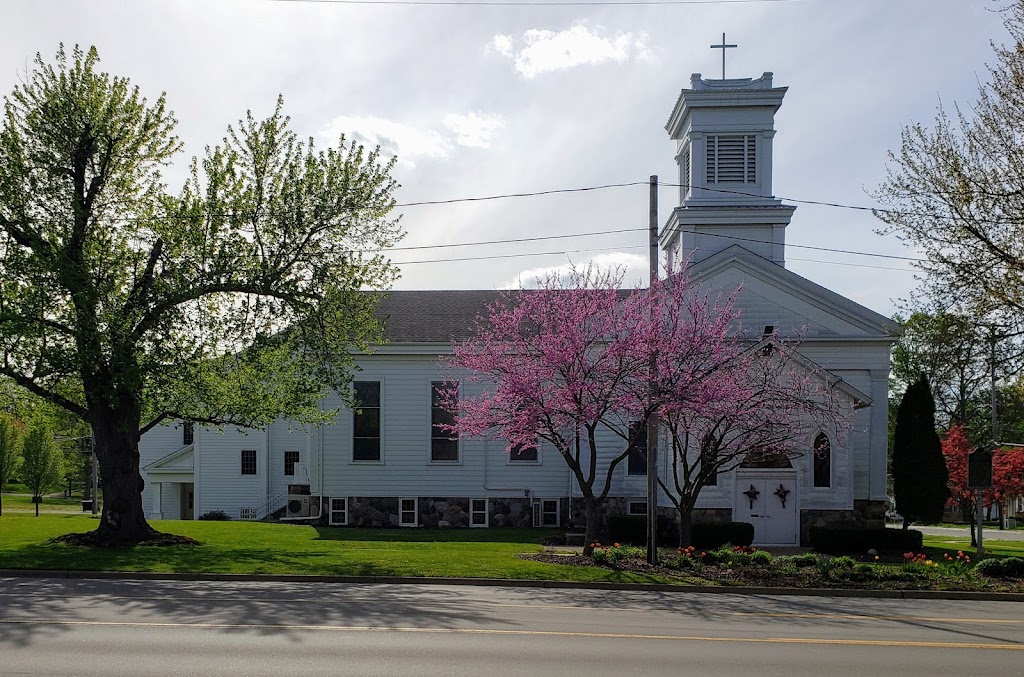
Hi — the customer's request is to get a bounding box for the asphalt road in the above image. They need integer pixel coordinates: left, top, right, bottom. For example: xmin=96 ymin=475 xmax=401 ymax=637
xmin=913 ymin=525 xmax=1024 ymax=542
xmin=1 ymin=578 xmax=1022 ymax=676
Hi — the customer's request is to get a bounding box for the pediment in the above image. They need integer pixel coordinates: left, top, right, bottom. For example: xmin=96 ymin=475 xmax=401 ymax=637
xmin=144 ymin=444 xmax=194 ymax=473
xmin=684 ymin=246 xmax=900 ymax=340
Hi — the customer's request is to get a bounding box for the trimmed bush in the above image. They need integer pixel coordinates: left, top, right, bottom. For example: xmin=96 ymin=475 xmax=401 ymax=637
xmin=974 ymin=557 xmax=1024 ymax=579
xmin=809 ymin=525 xmax=922 ymax=554
xmin=198 ymin=510 xmax=231 ymax=521
xmin=605 ymin=515 xmax=675 ymax=545
xmin=605 ymin=515 xmax=645 ymax=545
xmin=774 ymin=553 xmax=819 ymax=570
xmin=605 ymin=516 xmax=753 ymax=548
xmin=692 ymin=521 xmax=755 ymax=548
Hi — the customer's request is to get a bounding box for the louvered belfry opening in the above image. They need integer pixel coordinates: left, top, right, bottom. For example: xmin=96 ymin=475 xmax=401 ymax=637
xmin=681 ymin=144 xmax=691 ymax=197
xmin=706 ymin=134 xmax=756 ymax=184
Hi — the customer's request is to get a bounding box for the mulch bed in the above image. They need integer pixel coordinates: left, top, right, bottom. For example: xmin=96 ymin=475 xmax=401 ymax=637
xmin=54 ymin=531 xmax=199 ymax=548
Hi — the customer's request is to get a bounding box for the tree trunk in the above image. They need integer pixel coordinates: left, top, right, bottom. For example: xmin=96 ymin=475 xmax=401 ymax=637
xmin=88 ymin=406 xmax=158 ymax=545
xmin=581 ymin=497 xmax=599 ymax=556
xmin=902 ymin=516 xmax=911 ymax=531
xmin=34 ymin=497 xmax=39 ymax=517
xmin=677 ymin=505 xmax=694 ymax=548
xmin=0 ymin=494 xmax=4 ymax=516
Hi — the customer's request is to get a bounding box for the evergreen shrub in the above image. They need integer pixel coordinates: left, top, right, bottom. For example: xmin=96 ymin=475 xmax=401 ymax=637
xmin=809 ymin=525 xmax=922 ymax=553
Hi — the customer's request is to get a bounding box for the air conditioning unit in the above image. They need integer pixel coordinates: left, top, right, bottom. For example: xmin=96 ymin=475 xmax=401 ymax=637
xmin=286 ymin=495 xmax=312 ymax=518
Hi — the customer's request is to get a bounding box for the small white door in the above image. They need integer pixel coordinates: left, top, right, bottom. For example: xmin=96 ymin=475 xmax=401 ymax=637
xmin=734 ymin=473 xmax=798 ymax=546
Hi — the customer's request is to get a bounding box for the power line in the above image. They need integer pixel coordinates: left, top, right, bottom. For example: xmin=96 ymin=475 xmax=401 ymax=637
xmin=268 ymin=0 xmax=802 ymax=6
xmin=395 ymin=182 xmax=647 ymax=207
xmin=787 ymin=257 xmax=916 ymax=273
xmin=683 ymin=229 xmax=927 ymax=262
xmin=382 ymin=227 xmax=645 ymax=252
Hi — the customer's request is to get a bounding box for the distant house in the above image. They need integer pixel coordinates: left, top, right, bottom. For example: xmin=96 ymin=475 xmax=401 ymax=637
xmin=139 ymin=70 xmax=897 ymax=546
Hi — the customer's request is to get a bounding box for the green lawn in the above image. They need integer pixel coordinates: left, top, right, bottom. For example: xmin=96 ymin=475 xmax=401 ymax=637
xmin=0 ymin=514 xmax=681 ymax=583
xmin=1 ymin=492 xmax=83 ymax=512
xmin=922 ymin=533 xmax=1024 ymax=559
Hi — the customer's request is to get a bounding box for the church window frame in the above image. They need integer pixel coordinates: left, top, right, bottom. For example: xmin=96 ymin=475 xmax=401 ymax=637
xmin=813 ymin=432 xmax=832 ymax=488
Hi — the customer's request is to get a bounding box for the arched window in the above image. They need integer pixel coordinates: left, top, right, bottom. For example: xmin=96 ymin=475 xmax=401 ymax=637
xmin=813 ymin=433 xmax=831 ymax=488
xmin=701 ymin=432 xmax=718 ymax=486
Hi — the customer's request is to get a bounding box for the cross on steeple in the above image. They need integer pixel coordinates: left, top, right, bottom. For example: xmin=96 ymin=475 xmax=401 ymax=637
xmin=710 ymin=33 xmax=737 ymax=79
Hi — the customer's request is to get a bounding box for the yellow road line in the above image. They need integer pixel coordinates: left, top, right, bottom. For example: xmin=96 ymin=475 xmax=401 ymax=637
xmin=1 ymin=618 xmax=1022 ymax=651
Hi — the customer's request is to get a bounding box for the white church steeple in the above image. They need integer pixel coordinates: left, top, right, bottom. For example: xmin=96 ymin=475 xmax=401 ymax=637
xmin=661 ymin=71 xmax=796 ymax=266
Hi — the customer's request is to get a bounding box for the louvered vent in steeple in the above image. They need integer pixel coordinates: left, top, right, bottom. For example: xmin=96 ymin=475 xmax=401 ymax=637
xmin=706 ymin=134 xmax=756 ymax=184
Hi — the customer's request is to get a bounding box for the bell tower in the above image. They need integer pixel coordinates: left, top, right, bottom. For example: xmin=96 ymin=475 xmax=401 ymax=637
xmin=661 ymin=71 xmax=796 ymax=266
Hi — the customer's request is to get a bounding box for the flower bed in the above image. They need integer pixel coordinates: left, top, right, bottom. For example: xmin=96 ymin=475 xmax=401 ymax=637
xmin=521 ymin=544 xmax=1024 ymax=592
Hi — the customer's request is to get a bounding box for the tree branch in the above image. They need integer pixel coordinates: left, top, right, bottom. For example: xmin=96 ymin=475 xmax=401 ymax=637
xmin=0 ymin=366 xmax=87 ymax=418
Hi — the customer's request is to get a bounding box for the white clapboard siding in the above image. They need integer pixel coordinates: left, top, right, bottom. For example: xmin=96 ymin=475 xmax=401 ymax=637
xmin=195 ymin=425 xmax=267 ymax=520
xmin=321 ymin=354 xmax=570 ymax=499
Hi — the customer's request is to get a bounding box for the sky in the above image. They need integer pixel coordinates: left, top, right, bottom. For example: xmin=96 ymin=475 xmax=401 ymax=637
xmin=1 ymin=0 xmax=1011 ymax=317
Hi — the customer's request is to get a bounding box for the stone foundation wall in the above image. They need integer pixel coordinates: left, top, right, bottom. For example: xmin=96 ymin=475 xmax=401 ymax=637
xmin=800 ymin=509 xmax=855 ymax=546
xmin=348 ymin=496 xmax=400 ymax=528
xmin=799 ymin=500 xmax=887 ymax=544
xmin=853 ymin=499 xmax=887 ymax=528
xmin=566 ymin=499 xmax=733 ymax=537
xmin=692 ymin=508 xmax=732 ymax=523
xmin=489 ymin=498 xmax=533 ymax=528
xmin=418 ymin=497 xmax=470 ymax=528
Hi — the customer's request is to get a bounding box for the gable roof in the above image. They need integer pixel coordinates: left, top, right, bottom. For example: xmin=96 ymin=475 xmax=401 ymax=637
xmin=684 ymin=245 xmax=901 ymax=339
xmin=751 ymin=337 xmax=873 ymax=408
xmin=143 ymin=444 xmax=194 ymax=474
xmin=374 ymin=290 xmax=501 ymax=343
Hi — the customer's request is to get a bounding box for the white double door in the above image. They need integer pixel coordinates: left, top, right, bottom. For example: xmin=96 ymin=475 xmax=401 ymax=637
xmin=733 ymin=471 xmax=798 ymax=546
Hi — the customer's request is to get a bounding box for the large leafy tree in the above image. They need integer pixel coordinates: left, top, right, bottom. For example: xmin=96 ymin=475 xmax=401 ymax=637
xmin=20 ymin=421 xmax=64 ymax=517
xmin=0 ymin=46 xmax=402 ymax=544
xmin=889 ymin=310 xmax=1023 ymax=443
xmin=892 ymin=374 xmax=949 ymax=528
xmin=874 ymin=2 xmax=1024 ymax=319
xmin=0 ymin=413 xmax=23 ymax=516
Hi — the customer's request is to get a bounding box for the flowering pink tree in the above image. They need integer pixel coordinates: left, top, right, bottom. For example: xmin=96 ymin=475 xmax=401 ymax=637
xmin=443 ymin=267 xmax=744 ymax=555
xmin=655 ymin=305 xmax=852 ymax=546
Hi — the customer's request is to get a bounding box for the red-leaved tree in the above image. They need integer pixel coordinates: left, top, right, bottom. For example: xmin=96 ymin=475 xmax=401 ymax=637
xmin=943 ymin=424 xmax=1024 ymax=543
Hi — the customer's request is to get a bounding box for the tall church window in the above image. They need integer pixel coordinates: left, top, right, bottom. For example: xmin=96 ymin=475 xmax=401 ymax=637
xmin=431 ymin=382 xmax=459 ymax=462
xmin=701 ymin=432 xmax=718 ymax=486
xmin=626 ymin=421 xmax=647 ymax=475
xmin=353 ymin=381 xmax=382 ymax=461
xmin=813 ymin=433 xmax=831 ymax=488
xmin=706 ymin=134 xmax=756 ymax=184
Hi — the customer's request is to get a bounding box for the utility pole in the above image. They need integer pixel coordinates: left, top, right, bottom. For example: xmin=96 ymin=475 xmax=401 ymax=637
xmin=646 ymin=175 xmax=659 ymax=565
xmin=91 ymin=442 xmax=99 ymax=515
xmin=978 ymin=325 xmax=999 ymax=554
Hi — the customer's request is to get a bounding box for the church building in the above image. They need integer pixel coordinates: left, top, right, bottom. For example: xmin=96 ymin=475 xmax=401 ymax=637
xmin=137 ymin=68 xmax=897 ymax=547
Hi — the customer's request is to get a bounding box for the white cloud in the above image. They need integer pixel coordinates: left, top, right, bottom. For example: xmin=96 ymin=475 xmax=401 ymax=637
xmin=442 ymin=112 xmax=504 ymax=149
xmin=505 ymin=252 xmax=648 ymax=289
xmin=489 ymin=34 xmax=514 ymax=58
xmin=320 ymin=112 xmax=504 ymax=167
xmin=490 ymin=25 xmax=651 ymax=79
